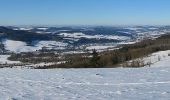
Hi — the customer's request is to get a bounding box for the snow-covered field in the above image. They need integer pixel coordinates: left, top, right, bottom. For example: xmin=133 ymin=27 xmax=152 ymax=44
xmin=59 ymin=32 xmax=130 ymax=40
xmin=0 ymin=50 xmax=170 ymax=99
xmin=0 ymin=55 xmax=21 ymax=64
xmin=3 ymin=40 xmax=68 ymax=53
xmin=0 ymin=67 xmax=170 ymax=100
xmin=86 ymin=45 xmax=115 ymax=51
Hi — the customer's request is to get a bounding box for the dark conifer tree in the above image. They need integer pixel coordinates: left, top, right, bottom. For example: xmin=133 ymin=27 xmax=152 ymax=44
xmin=90 ymin=49 xmax=101 ymax=67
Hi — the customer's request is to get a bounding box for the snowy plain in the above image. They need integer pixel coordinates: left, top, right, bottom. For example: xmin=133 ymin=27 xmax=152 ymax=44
xmin=3 ymin=39 xmax=68 ymax=53
xmin=0 ymin=50 xmax=170 ymax=99
xmin=0 ymin=67 xmax=170 ymax=100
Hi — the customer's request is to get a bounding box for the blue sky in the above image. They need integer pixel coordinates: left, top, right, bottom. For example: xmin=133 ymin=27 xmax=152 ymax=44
xmin=0 ymin=0 xmax=170 ymax=26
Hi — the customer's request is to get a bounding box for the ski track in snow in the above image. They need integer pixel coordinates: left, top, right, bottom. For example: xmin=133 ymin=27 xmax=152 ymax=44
xmin=0 ymin=67 xmax=170 ymax=100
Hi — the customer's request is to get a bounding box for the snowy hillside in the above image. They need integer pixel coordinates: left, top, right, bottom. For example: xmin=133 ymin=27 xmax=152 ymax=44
xmin=125 ymin=50 xmax=170 ymax=67
xmin=144 ymin=50 xmax=170 ymax=67
xmin=3 ymin=39 xmax=68 ymax=53
xmin=0 ymin=55 xmax=20 ymax=64
xmin=0 ymin=67 xmax=170 ymax=100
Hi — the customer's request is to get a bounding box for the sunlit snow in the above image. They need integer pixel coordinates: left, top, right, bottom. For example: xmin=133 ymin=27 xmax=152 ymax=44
xmin=0 ymin=67 xmax=170 ymax=100
xmin=3 ymin=39 xmax=68 ymax=53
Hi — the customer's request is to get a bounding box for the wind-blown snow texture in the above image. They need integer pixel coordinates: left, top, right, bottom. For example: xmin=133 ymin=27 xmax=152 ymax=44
xmin=0 ymin=67 xmax=170 ymax=100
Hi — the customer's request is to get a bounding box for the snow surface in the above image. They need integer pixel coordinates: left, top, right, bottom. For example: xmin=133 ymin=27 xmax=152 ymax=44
xmin=124 ymin=27 xmax=142 ymax=31
xmin=148 ymin=28 xmax=158 ymax=30
xmin=0 ymin=51 xmax=170 ymax=99
xmin=19 ymin=27 xmax=33 ymax=31
xmin=86 ymin=45 xmax=115 ymax=50
xmin=0 ymin=55 xmax=21 ymax=64
xmin=21 ymin=61 xmax=66 ymax=69
xmin=125 ymin=50 xmax=170 ymax=68
xmin=37 ymin=27 xmax=48 ymax=30
xmin=3 ymin=40 xmax=37 ymax=53
xmin=0 ymin=67 xmax=170 ymax=100
xmin=118 ymin=41 xmax=137 ymax=45
xmin=59 ymin=32 xmax=130 ymax=40
xmin=3 ymin=40 xmax=68 ymax=53
xmin=143 ymin=50 xmax=170 ymax=67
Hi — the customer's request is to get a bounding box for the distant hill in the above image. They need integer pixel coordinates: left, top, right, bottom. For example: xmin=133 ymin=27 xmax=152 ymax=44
xmin=0 ymin=26 xmax=51 ymax=44
xmin=0 ymin=26 xmax=169 ymax=53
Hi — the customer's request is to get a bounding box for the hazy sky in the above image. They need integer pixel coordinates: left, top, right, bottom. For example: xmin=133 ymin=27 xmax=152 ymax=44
xmin=0 ymin=0 xmax=170 ymax=26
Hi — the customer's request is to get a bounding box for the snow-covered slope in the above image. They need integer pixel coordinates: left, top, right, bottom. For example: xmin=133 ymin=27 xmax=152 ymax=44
xmin=59 ymin=32 xmax=130 ymax=40
xmin=3 ymin=39 xmax=68 ymax=53
xmin=126 ymin=50 xmax=170 ymax=67
xmin=0 ymin=55 xmax=21 ymax=64
xmin=86 ymin=45 xmax=116 ymax=51
xmin=143 ymin=50 xmax=170 ymax=67
xmin=0 ymin=67 xmax=170 ymax=100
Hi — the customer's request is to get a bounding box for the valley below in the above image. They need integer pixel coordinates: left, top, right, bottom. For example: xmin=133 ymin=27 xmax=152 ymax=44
xmin=0 ymin=25 xmax=170 ymax=68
